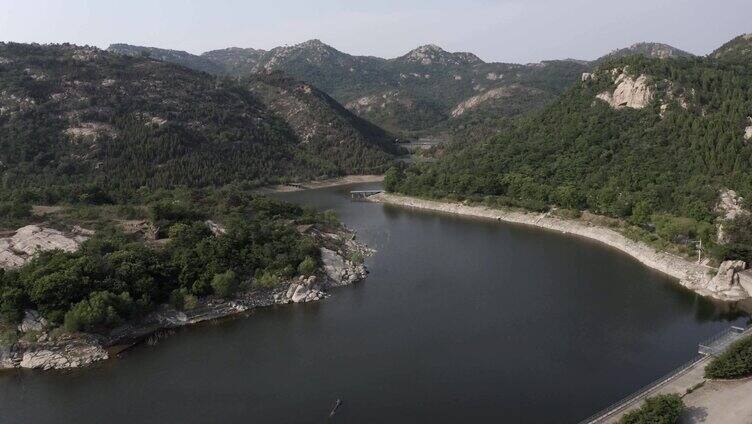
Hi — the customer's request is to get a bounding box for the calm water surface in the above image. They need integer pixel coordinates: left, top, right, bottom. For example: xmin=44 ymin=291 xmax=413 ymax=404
xmin=0 ymin=183 xmax=748 ymax=423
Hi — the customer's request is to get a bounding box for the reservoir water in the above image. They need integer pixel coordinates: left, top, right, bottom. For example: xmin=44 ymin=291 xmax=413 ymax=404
xmin=0 ymin=183 xmax=747 ymax=423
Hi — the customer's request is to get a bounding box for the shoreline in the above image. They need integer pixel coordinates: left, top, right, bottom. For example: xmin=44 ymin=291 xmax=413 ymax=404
xmin=369 ymin=192 xmax=750 ymax=303
xmin=252 ymin=175 xmax=384 ymax=194
xmin=1 ymin=226 xmax=373 ymax=371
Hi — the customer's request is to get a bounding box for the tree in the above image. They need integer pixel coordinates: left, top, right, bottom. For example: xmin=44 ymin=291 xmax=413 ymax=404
xmin=297 ymin=256 xmax=317 ymax=276
xmin=211 ymin=270 xmax=239 ymax=299
xmin=64 ymin=291 xmax=135 ymax=332
xmin=619 ymin=394 xmax=683 ymax=424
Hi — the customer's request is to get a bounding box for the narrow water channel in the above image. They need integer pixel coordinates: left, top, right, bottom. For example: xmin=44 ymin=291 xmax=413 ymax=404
xmin=0 ymin=183 xmax=747 ymax=423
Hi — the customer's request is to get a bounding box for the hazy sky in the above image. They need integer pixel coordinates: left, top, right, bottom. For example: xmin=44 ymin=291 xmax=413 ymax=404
xmin=1 ymin=0 xmax=750 ymax=63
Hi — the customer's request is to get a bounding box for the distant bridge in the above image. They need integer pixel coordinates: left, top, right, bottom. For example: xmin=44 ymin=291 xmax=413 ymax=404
xmin=350 ymin=190 xmax=382 ymax=201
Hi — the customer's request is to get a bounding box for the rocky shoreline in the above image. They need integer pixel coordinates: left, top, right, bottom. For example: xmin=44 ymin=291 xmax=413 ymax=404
xmin=369 ymin=192 xmax=752 ymax=303
xmin=0 ymin=227 xmax=372 ymax=371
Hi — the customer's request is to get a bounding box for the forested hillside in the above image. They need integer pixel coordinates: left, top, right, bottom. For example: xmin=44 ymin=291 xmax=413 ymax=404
xmin=712 ymin=34 xmax=752 ymax=61
xmin=0 ymin=43 xmax=398 ymax=203
xmin=387 ymin=50 xmax=752 ymax=262
xmin=109 ymin=41 xmax=591 ymax=135
xmin=246 ymin=72 xmax=400 ymax=173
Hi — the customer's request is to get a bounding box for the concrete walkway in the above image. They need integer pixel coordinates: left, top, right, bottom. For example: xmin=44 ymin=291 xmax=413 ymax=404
xmin=681 ymin=377 xmax=752 ymax=423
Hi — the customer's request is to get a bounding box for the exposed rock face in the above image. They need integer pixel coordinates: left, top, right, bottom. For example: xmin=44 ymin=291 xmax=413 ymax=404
xmin=451 ymin=85 xmax=541 ymax=117
xmin=581 ymin=73 xmax=593 ymax=82
xmin=120 ymin=220 xmax=159 ymax=240
xmin=0 ymin=225 xmax=88 ymax=269
xmin=739 ymin=270 xmax=752 ymax=297
xmin=716 ymin=189 xmax=746 ymax=221
xmin=596 ymin=72 xmax=653 ymax=109
xmin=346 ymin=90 xmax=411 ymax=114
xmin=704 ymin=261 xmax=751 ymax=298
xmin=204 ymin=220 xmax=226 ymax=236
xmin=715 ymin=189 xmax=749 ymax=244
xmin=19 ymin=343 xmax=108 ymax=370
xmin=320 ymin=247 xmax=368 ymax=286
xmin=745 ymin=118 xmax=752 ymax=143
xmin=18 ymin=310 xmax=48 ymax=333
xmin=64 ymin=122 xmax=116 ymax=142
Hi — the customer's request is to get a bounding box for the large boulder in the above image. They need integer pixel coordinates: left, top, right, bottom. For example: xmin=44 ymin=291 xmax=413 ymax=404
xmin=321 ymin=247 xmax=348 ymax=284
xmin=277 ymin=275 xmax=325 ymax=304
xmin=738 ymin=269 xmax=752 ymax=296
xmin=705 ymin=261 xmax=750 ymax=297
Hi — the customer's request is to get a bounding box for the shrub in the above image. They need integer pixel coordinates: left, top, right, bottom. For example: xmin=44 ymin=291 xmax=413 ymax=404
xmin=552 ymin=208 xmax=582 ymax=220
xmin=652 ymin=214 xmax=712 ymax=244
xmin=169 ymin=288 xmax=188 ymax=310
xmin=0 ymin=202 xmax=32 ymax=219
xmin=211 ymin=270 xmax=239 ymax=299
xmin=349 ymin=252 xmax=365 ymax=265
xmin=170 ymin=288 xmax=200 ymax=310
xmin=183 ymin=294 xmax=198 ymax=310
xmin=64 ymin=291 xmax=135 ymax=332
xmin=297 ymin=256 xmax=317 ymax=276
xmin=255 ymin=271 xmax=281 ymax=288
xmin=619 ymin=394 xmax=683 ymax=424
xmin=705 ymin=334 xmax=752 ymax=379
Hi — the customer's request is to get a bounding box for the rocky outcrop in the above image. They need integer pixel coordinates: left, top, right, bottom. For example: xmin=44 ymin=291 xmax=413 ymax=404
xmin=19 ymin=344 xmax=108 ymax=370
xmin=320 ymin=247 xmax=368 ymax=286
xmin=0 ymin=225 xmax=88 ymax=269
xmin=704 ymin=261 xmax=751 ymax=299
xmin=204 ymin=220 xmax=226 ymax=236
xmin=451 ymin=85 xmax=541 ymax=117
xmin=716 ymin=189 xmax=747 ymax=221
xmin=739 ymin=270 xmax=752 ymax=296
xmin=596 ymin=72 xmax=653 ymax=109
xmin=715 ymin=189 xmax=749 ymax=244
xmin=65 ymin=122 xmax=117 ymax=142
xmin=18 ymin=310 xmax=48 ymax=333
xmin=744 ymin=117 xmax=752 ymax=143
xmin=274 ymin=275 xmax=326 ymax=304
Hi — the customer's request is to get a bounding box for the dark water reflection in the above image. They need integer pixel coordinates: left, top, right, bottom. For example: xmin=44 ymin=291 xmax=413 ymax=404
xmin=0 ymin=183 xmax=747 ymax=423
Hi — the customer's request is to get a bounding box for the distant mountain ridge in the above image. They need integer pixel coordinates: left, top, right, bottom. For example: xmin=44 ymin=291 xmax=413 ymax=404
xmin=108 ymin=43 xmax=225 ymax=75
xmin=597 ymin=42 xmax=695 ymax=62
xmin=107 ymin=39 xmax=709 ymax=136
xmin=108 ymin=41 xmax=592 ymax=135
xmin=0 ymin=42 xmax=399 ymax=200
xmin=712 ymin=33 xmax=752 ymax=60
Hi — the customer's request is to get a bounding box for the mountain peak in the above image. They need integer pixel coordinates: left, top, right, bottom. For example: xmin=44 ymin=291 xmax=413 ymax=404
xmin=598 ymin=42 xmax=694 ymax=62
xmin=296 ymin=39 xmax=335 ymax=50
xmin=711 ymin=33 xmax=752 ymax=60
xmin=401 ymin=44 xmax=484 ymax=66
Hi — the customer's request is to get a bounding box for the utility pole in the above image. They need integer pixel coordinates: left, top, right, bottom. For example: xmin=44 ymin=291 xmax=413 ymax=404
xmin=697 ymin=239 xmax=703 ymax=264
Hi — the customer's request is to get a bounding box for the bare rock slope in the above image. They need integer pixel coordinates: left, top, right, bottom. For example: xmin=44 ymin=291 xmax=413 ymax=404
xmin=0 ymin=225 xmax=88 ymax=269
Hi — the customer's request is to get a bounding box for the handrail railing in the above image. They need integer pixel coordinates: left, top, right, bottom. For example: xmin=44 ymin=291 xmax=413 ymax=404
xmin=577 ymin=354 xmax=704 ymax=424
xmin=578 ymin=324 xmax=751 ymax=424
